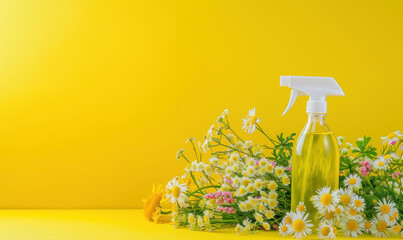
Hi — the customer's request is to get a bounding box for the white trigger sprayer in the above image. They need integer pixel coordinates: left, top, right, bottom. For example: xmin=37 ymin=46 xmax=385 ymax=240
xmin=280 ymin=76 xmax=344 ymax=115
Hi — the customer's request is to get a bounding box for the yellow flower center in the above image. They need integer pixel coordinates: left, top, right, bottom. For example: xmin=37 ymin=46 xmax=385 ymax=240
xmin=347 ymin=220 xmax=358 ymax=231
xmin=268 ymin=182 xmax=277 ymax=190
xmin=393 ymin=211 xmax=399 ymax=218
xmin=320 ymin=193 xmax=333 ymax=206
xmin=355 ymin=200 xmax=362 ymax=207
xmin=378 ymin=161 xmax=385 ymax=167
xmin=281 ymin=225 xmax=288 ymax=233
xmin=387 ymin=132 xmax=397 ymax=139
xmin=365 ymin=221 xmax=371 ymax=229
xmin=242 ymin=179 xmax=251 ymax=187
xmin=381 ymin=205 xmax=390 ymax=214
xmin=297 ymin=204 xmax=306 ymax=212
xmin=249 ymin=116 xmax=258 ymax=125
xmin=335 ymin=207 xmax=341 ymax=214
xmin=349 ymin=208 xmax=358 ymax=216
xmin=340 ymin=195 xmax=351 ymax=205
xmin=377 ymin=221 xmax=387 ymax=232
xmin=293 ymin=219 xmax=305 ymax=232
xmin=349 ymin=178 xmax=357 ymax=185
xmin=171 ymin=186 xmax=181 ymax=198
xmin=285 ymin=216 xmax=292 ymax=224
xmin=384 ymin=154 xmax=391 ymax=159
xmin=325 ymin=210 xmax=334 ymax=219
xmin=393 ymin=225 xmax=402 ymax=233
xmin=321 ymin=226 xmax=330 ymax=236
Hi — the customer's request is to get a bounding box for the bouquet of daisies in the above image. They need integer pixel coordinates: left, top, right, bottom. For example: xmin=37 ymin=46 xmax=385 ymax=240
xmin=143 ymin=109 xmax=403 ymax=238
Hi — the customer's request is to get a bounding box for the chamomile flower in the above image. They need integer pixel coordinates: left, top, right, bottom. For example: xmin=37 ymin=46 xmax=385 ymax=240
xmin=351 ymin=195 xmax=366 ymax=212
xmin=265 ymin=163 xmax=274 ymax=173
xmin=296 ymin=202 xmax=306 ymax=213
xmin=386 ymin=210 xmax=399 ymax=225
xmin=246 ymin=184 xmax=255 ymax=193
xmin=262 ymin=222 xmax=271 ymax=230
xmin=375 ymin=198 xmax=397 ymax=218
xmin=317 ymin=221 xmax=337 ymax=239
xmin=312 ymin=187 xmax=340 ymax=213
xmin=381 ymin=130 xmax=402 ymax=146
xmin=364 ymin=220 xmax=372 ymax=233
xmin=268 ymin=199 xmax=278 ymax=209
xmin=279 ymin=219 xmax=290 ymax=237
xmin=283 ymin=211 xmax=293 ymax=225
xmin=370 ymin=214 xmax=391 ymax=237
xmin=166 ymin=177 xmax=188 ymax=207
xmin=265 ymin=210 xmax=275 ymax=219
xmin=282 ymin=175 xmax=290 ymax=186
xmin=236 ymin=186 xmax=247 ymax=197
xmin=254 ymin=212 xmax=264 ymax=223
xmin=235 ymin=224 xmax=242 ymax=235
xmin=268 ymin=190 xmax=278 ymax=199
xmin=242 ymin=108 xmax=260 ymax=134
xmin=288 ymin=211 xmax=313 ymax=239
xmin=338 ymin=188 xmax=355 ymax=211
xmin=209 ymin=156 xmax=220 ymax=166
xmin=343 ymin=174 xmax=362 ymax=190
xmin=274 ymin=166 xmax=286 ymax=177
xmin=267 ymin=180 xmax=278 ymax=190
xmin=252 ymin=179 xmax=263 ymax=191
xmin=340 ymin=216 xmax=364 ymax=237
xmin=373 ymin=158 xmax=388 ymax=170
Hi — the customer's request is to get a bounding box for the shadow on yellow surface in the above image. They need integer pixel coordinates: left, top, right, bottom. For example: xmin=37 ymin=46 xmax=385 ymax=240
xmin=0 ymin=210 xmax=399 ymax=240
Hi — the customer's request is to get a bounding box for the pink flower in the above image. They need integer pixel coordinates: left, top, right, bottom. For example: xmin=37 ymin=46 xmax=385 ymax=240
xmin=389 ymin=140 xmax=398 ymax=146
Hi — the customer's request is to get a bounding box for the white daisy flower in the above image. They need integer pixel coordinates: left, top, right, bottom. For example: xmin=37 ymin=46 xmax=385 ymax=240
xmin=206 ymin=124 xmax=214 ymax=142
xmin=288 ymin=211 xmax=313 ymax=239
xmin=374 ymin=198 xmax=397 ymax=218
xmin=373 ymin=157 xmax=388 ymax=170
xmin=364 ymin=220 xmax=372 ymax=233
xmin=274 ymin=166 xmax=286 ymax=177
xmin=338 ymin=188 xmax=355 ymax=211
xmin=317 ymin=221 xmax=337 ymax=239
xmin=262 ymin=222 xmax=271 ymax=230
xmin=253 ymin=178 xmax=264 ymax=191
xmin=351 ymin=195 xmax=366 ymax=212
xmin=201 ymin=139 xmax=209 ymax=153
xmin=216 ymin=109 xmax=229 ymax=124
xmin=176 ymin=148 xmax=185 ymax=159
xmin=381 ymin=130 xmax=402 ymax=146
xmin=166 ymin=177 xmax=188 ymax=207
xmin=370 ymin=214 xmax=391 ymax=237
xmin=343 ymin=174 xmax=362 ymax=190
xmin=209 ymin=156 xmax=219 ymax=166
xmin=340 ymin=215 xmax=364 ymax=237
xmin=312 ymin=187 xmax=340 ymax=213
xmin=296 ymin=202 xmax=306 ymax=213
xmin=254 ymin=212 xmax=264 ymax=223
xmin=278 ymin=219 xmax=290 ymax=236
xmin=242 ymin=108 xmax=260 ymax=134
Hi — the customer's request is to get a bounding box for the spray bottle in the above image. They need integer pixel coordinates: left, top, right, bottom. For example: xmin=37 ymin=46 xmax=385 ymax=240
xmin=280 ymin=76 xmax=344 ymax=227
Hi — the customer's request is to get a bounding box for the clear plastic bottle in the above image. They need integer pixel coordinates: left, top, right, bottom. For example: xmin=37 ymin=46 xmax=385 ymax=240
xmin=291 ymin=113 xmax=339 ymax=228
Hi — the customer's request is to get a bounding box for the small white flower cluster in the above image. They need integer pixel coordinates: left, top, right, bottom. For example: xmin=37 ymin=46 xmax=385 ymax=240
xmin=187 ymin=211 xmax=213 ymax=231
xmin=280 ymin=186 xmax=401 ymax=239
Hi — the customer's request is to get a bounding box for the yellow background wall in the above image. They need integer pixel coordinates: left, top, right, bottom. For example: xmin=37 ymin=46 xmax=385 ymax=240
xmin=0 ymin=0 xmax=401 ymax=209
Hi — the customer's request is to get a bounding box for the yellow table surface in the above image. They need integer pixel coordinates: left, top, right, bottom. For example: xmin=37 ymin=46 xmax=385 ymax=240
xmin=0 ymin=209 xmax=399 ymax=240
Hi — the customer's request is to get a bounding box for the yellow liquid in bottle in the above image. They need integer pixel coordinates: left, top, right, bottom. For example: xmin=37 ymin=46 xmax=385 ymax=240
xmin=291 ymin=132 xmax=339 ymax=228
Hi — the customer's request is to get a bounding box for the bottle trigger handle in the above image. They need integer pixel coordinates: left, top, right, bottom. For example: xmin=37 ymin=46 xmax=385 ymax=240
xmin=282 ymin=89 xmax=305 ymax=116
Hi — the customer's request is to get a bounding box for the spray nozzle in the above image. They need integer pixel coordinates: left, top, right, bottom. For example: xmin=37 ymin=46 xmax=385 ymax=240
xmin=280 ymin=76 xmax=344 ymax=116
